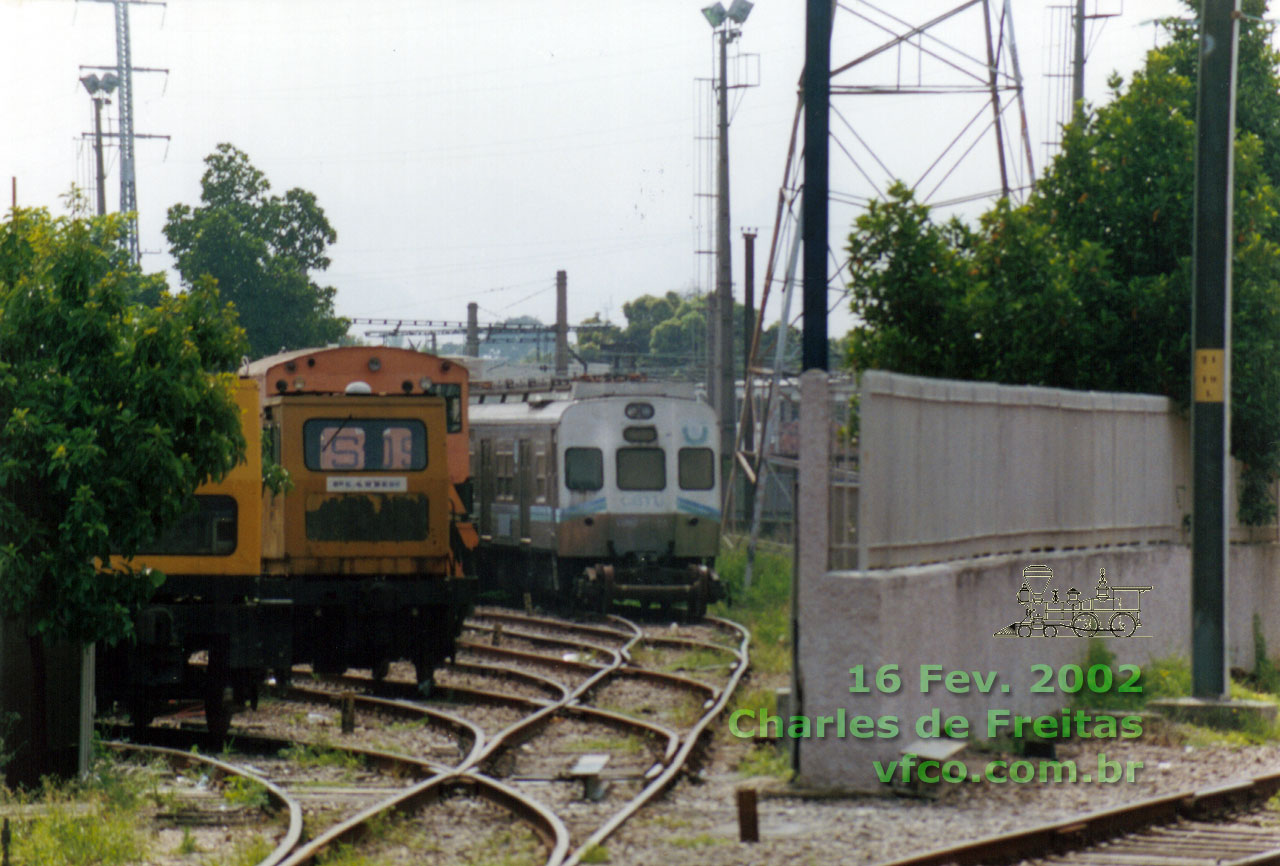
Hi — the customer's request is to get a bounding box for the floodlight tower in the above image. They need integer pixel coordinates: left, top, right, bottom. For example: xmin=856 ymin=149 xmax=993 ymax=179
xmin=701 ymin=0 xmax=752 ymax=500
xmin=79 ymin=72 xmax=119 ymax=217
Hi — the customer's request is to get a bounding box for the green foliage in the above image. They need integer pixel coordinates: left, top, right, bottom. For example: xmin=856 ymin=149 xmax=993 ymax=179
xmin=221 ymin=776 xmax=270 ymax=811
xmin=200 ymin=833 xmax=274 ymax=866
xmin=0 ymin=208 xmax=247 ymax=646
xmin=164 ymin=143 xmax=349 ymax=358
xmin=844 ymin=6 xmax=1280 ymax=523
xmin=579 ymin=844 xmax=611 ymax=864
xmin=1252 ymin=613 xmax=1280 ymax=693
xmin=737 ymin=744 xmax=792 ymax=779
xmin=279 ymin=741 xmax=364 ymax=772
xmin=176 ymin=826 xmax=201 ymax=855
xmin=713 ymin=542 xmax=792 ymax=675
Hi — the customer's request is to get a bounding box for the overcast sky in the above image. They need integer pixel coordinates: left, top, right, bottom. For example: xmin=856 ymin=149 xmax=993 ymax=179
xmin=3 ymin=0 xmax=1189 ymax=345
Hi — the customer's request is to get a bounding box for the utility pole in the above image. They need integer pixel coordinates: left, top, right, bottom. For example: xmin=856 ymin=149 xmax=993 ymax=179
xmin=1072 ymin=0 xmax=1086 ymax=120
xmin=466 ymin=303 xmax=481 ymax=357
xmin=701 ymin=0 xmax=753 ymax=499
xmin=82 ymin=0 xmax=167 ymax=262
xmin=742 ymin=229 xmax=756 ymax=454
xmin=80 ymin=73 xmax=118 ymax=217
xmin=716 ymin=24 xmax=737 ymax=481
xmin=1190 ymin=0 xmax=1239 ymax=699
xmin=555 ymin=270 xmax=569 ymax=377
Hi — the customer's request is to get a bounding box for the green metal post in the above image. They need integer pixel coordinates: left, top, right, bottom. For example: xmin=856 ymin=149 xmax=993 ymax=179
xmin=1190 ymin=0 xmax=1239 ymax=699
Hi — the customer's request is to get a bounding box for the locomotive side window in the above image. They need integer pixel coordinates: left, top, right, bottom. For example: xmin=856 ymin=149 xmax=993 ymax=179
xmin=678 ymin=447 xmax=715 ymax=490
xmin=137 ymin=495 xmax=238 ymax=556
xmin=565 ymin=447 xmax=603 ymax=491
xmin=617 ymin=447 xmax=666 ymax=491
xmin=303 ymin=419 xmax=427 ymax=471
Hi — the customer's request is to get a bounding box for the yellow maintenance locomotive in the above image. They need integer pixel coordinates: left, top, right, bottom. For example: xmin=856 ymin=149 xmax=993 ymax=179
xmin=97 ymin=347 xmax=476 ymax=736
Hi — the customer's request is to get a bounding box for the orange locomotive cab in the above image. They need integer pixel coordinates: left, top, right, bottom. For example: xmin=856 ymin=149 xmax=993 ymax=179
xmin=247 ymin=346 xmax=477 ymax=572
xmin=248 ymin=346 xmax=476 ymax=688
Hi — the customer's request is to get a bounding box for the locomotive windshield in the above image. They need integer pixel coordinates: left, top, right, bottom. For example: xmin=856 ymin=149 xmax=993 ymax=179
xmin=617 ymin=447 xmax=666 ymax=491
xmin=136 ymin=495 xmax=238 ymax=556
xmin=565 ymin=447 xmax=603 ymax=491
xmin=303 ymin=418 xmax=427 ymax=471
xmin=678 ymin=447 xmax=715 ymax=490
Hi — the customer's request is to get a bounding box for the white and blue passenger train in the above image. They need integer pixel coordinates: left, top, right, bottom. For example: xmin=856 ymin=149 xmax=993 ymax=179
xmin=469 ymin=381 xmax=723 ymax=617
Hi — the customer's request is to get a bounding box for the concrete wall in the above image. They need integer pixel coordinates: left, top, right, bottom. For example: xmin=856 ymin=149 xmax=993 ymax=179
xmin=857 ymin=371 xmax=1194 ymax=569
xmin=794 ymin=544 xmax=1280 ymax=792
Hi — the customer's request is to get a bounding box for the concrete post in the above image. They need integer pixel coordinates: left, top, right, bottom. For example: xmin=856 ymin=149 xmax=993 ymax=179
xmin=555 ymin=271 xmax=568 ymax=377
xmin=466 ymin=302 xmax=480 ymax=358
xmin=793 ymin=368 xmax=831 ymax=776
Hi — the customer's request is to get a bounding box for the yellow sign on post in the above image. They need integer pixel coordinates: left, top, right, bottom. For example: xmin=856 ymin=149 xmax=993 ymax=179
xmin=1194 ymin=349 xmax=1225 ymax=402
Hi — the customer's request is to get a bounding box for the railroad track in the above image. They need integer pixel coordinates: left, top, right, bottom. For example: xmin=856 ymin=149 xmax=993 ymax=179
xmin=101 ymin=606 xmax=749 ymax=865
xmin=881 ymin=771 xmax=1280 ymax=866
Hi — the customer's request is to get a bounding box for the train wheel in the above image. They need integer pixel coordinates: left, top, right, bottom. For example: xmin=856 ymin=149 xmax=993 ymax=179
xmin=1071 ymin=613 xmax=1099 ymax=637
xmin=204 ymin=647 xmax=232 ymax=740
xmin=1044 ymin=625 xmax=1057 ymax=638
xmin=128 ymin=696 xmax=155 ymax=731
xmin=687 ymin=566 xmax=709 ymax=621
xmin=1109 ymin=612 xmax=1137 ymax=638
xmin=1017 ymin=625 xmax=1032 ymax=638
xmin=600 ymin=565 xmax=616 ymax=615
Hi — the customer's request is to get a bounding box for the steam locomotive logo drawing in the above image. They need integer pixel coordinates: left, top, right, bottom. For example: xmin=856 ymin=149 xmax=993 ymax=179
xmin=994 ymin=564 xmax=1153 ymax=638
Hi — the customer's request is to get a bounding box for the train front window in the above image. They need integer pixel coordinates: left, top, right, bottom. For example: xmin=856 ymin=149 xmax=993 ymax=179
xmin=303 ymin=419 xmax=427 ymax=471
xmin=565 ymin=447 xmax=603 ymax=491
xmin=678 ymin=447 xmax=715 ymax=490
xmin=617 ymin=447 xmax=666 ymax=491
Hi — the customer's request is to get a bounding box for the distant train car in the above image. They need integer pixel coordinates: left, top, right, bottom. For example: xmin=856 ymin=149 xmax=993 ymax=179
xmin=469 ymin=381 xmax=723 ymax=617
xmin=99 ymin=347 xmax=478 ymax=736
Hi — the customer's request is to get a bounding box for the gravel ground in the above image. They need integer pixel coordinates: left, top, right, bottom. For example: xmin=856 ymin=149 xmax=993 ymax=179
xmin=601 ymin=718 xmax=1280 ymax=866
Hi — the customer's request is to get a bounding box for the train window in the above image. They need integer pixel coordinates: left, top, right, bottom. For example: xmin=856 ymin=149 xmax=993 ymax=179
xmin=534 ymin=449 xmax=548 ymax=502
xmin=565 ymin=447 xmax=603 ymax=491
xmin=617 ymin=447 xmax=666 ymax=491
xmin=495 ymin=446 xmax=515 ymax=500
xmin=303 ymin=419 xmax=427 ymax=471
xmin=678 ymin=448 xmax=715 ymax=490
xmin=137 ymin=495 xmax=238 ymax=556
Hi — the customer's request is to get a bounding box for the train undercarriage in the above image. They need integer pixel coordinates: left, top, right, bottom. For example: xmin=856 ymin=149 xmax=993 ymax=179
xmin=96 ymin=575 xmax=475 ymax=739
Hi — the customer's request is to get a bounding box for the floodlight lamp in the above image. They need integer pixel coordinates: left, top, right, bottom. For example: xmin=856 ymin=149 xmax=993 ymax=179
xmin=727 ymin=0 xmax=753 ymax=24
xmin=100 ymin=72 xmax=119 ymax=94
xmin=79 ymin=74 xmax=101 ymax=95
xmin=701 ymin=3 xmax=727 ymax=27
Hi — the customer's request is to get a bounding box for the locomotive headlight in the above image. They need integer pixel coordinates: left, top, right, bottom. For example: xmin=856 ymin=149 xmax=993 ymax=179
xmin=623 ymin=426 xmax=658 ymax=443
xmin=419 ymin=376 xmax=433 ymax=390
xmin=625 ymin=402 xmax=654 ymax=420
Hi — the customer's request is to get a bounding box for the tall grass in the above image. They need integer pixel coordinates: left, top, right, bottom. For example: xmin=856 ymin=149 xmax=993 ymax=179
xmin=713 ymin=540 xmax=792 ymax=675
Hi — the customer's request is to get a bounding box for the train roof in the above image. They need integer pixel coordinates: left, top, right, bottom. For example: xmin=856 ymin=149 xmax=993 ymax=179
xmin=245 ymin=345 xmax=467 ymax=397
xmin=469 ymin=383 xmax=710 ymax=427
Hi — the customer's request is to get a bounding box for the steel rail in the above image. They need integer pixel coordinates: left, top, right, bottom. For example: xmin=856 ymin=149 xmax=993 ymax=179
xmin=284 ymin=684 xmax=486 ymax=770
xmin=877 ymin=770 xmax=1280 ymax=866
xmin=275 ymin=770 xmax=570 ymax=866
xmin=562 ymin=615 xmax=752 ymax=865
xmin=104 ymin=741 xmax=304 ymax=866
xmin=462 ymin=622 xmax=623 ymax=661
xmin=457 ymin=639 xmax=611 ymax=674
xmin=470 ymin=608 xmax=635 ymax=642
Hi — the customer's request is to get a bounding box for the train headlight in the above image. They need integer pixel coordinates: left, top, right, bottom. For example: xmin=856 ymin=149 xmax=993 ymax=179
xmin=624 ymin=426 xmax=658 ymax=443
xmin=625 ymin=402 xmax=654 ymax=420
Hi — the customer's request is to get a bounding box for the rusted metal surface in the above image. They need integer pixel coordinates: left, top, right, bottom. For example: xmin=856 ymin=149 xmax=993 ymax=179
xmin=878 ymin=770 xmax=1280 ymax=866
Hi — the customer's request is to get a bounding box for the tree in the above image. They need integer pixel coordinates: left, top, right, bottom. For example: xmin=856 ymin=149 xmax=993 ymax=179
xmin=845 ymin=1 xmax=1280 ymax=522
xmin=0 ymin=207 xmax=246 ymax=778
xmin=164 ymin=144 xmax=349 ymax=358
